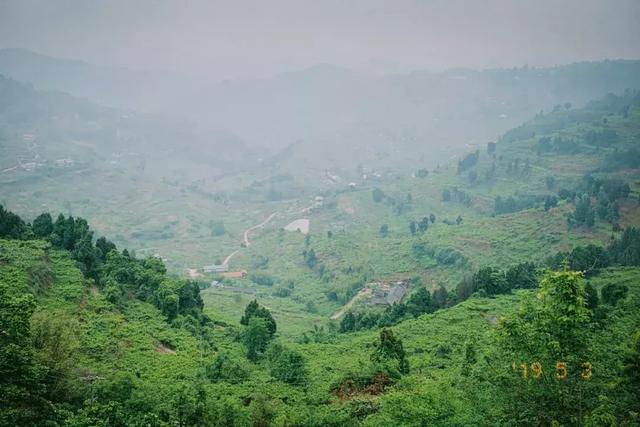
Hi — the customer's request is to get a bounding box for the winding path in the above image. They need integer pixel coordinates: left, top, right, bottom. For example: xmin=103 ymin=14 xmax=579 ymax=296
xmin=213 ymin=199 xmax=314 ymax=271
xmin=222 ymin=250 xmax=239 ymax=266
xmin=243 ymin=212 xmax=277 ymax=247
xmin=217 ymin=212 xmax=278 ymax=268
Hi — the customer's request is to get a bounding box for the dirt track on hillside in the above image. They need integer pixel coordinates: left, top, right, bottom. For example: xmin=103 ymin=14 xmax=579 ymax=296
xmin=330 ymin=288 xmax=372 ymax=320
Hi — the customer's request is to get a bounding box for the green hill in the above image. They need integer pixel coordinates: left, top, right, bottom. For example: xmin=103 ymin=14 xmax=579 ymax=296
xmin=1 ymin=86 xmax=640 ymax=425
xmin=1 ymin=225 xmax=639 ymax=425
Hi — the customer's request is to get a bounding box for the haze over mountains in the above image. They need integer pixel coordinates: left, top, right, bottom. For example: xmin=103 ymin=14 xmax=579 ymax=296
xmin=3 ymin=48 xmax=640 ymax=172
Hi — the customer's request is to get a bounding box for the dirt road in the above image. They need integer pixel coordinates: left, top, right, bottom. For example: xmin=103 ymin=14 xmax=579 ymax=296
xmin=243 ymin=212 xmax=277 ymax=247
xmin=222 ymin=250 xmax=239 ymax=265
xmin=214 ymin=212 xmax=278 ymax=270
xmin=330 ymin=287 xmax=372 ymax=320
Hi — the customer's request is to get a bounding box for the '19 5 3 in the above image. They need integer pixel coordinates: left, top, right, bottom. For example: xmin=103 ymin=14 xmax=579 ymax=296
xmin=511 ymin=361 xmax=592 ymax=380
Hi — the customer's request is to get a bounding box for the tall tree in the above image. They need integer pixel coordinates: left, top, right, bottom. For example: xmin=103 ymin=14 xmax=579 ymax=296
xmin=406 ymin=288 xmax=432 ymax=317
xmin=418 ymin=217 xmax=429 ymax=232
xmin=32 ymin=213 xmax=53 ymax=238
xmin=408 ymin=221 xmax=417 ymax=236
xmin=244 ymin=317 xmax=272 ymax=362
xmin=431 ymin=286 xmax=449 ymax=309
xmin=340 ymin=312 xmax=356 ymax=333
xmin=0 ymin=205 xmax=28 ymax=240
xmin=371 ymin=328 xmax=409 ymax=374
xmin=240 ymin=300 xmax=276 ymax=337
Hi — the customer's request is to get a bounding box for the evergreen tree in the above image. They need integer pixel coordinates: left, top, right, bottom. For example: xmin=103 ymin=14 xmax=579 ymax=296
xmin=304 ymin=249 xmax=317 ymax=268
xmin=244 ymin=317 xmax=271 ymax=361
xmin=584 ymin=282 xmax=599 ymax=311
xmin=371 ymin=328 xmax=409 ymax=374
xmin=409 ymin=221 xmax=417 ymax=236
xmin=32 ymin=213 xmax=53 ymax=238
xmin=431 ymin=286 xmax=449 ymax=309
xmin=0 ymin=205 xmax=28 ymax=240
xmin=266 ymin=344 xmax=307 ymax=385
xmin=340 ymin=311 xmax=356 ymax=333
xmin=372 ymin=188 xmax=385 ymax=203
xmin=406 ymin=288 xmax=432 ymax=317
xmin=240 ymin=300 xmax=277 ymax=337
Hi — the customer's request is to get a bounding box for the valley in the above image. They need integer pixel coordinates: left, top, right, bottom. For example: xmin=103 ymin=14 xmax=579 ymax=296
xmin=1 ymin=40 xmax=640 ymax=426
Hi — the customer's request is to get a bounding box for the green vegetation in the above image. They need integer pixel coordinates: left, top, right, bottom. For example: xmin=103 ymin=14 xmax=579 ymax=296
xmin=1 ymin=70 xmax=640 ymax=424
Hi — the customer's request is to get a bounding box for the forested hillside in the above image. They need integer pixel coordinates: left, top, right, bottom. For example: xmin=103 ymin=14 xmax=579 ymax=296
xmin=1 ymin=206 xmax=639 ymax=425
xmin=2 ymin=86 xmax=640 ymax=425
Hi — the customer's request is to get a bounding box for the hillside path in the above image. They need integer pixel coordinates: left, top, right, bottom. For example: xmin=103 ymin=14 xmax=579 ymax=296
xmin=222 ymin=250 xmax=239 ymax=265
xmin=217 ymin=212 xmax=278 ymax=269
xmin=215 ymin=200 xmax=311 ymax=271
xmin=243 ymin=212 xmax=278 ymax=247
xmin=330 ymin=288 xmax=372 ymax=320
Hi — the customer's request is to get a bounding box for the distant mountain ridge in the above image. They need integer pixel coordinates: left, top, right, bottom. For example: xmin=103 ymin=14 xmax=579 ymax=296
xmin=2 ymin=48 xmax=640 ymax=166
xmin=0 ymin=48 xmax=178 ymax=113
xmin=0 ymin=72 xmax=258 ymax=183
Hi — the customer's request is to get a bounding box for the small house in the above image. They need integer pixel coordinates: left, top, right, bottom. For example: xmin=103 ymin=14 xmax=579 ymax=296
xmin=370 ymin=281 xmax=409 ymax=306
xmin=203 ymin=263 xmax=229 ymax=273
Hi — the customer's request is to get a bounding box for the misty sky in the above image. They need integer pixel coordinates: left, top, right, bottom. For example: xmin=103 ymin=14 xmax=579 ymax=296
xmin=1 ymin=0 xmax=639 ymax=81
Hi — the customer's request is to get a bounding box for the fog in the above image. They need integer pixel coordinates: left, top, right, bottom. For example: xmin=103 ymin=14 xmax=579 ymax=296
xmin=1 ymin=0 xmax=639 ymax=81
xmin=1 ymin=0 xmax=640 ymax=176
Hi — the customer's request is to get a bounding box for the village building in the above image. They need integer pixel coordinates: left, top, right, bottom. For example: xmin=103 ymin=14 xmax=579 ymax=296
xmin=370 ymin=281 xmax=409 ymax=306
xmin=203 ymin=263 xmax=229 ymax=273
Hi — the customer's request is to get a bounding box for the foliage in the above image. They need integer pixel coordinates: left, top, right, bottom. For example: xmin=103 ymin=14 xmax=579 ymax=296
xmin=371 ymin=188 xmax=385 ymax=203
xmin=568 ymin=194 xmax=596 ymax=228
xmin=457 ymin=150 xmax=480 ymax=174
xmin=494 ymin=194 xmax=546 ymax=215
xmin=601 ymin=282 xmax=628 ymax=306
xmin=266 ymin=343 xmax=307 ymax=385
xmin=406 ymin=287 xmax=432 ymax=317
xmin=497 ymin=270 xmax=593 ymax=425
xmin=209 ymin=220 xmax=226 ymax=237
xmin=243 ymin=317 xmax=272 ymax=361
xmin=206 ymin=352 xmax=249 ymax=384
xmin=371 ymin=328 xmax=409 ymax=375
xmin=0 ymin=205 xmax=30 ymax=240
xmin=240 ymin=300 xmax=277 ymax=337
xmin=608 ymin=227 xmax=640 ymax=266
xmin=0 ymin=283 xmax=54 ymax=426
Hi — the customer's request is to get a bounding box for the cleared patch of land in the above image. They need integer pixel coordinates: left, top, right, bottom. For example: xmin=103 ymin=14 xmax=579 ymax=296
xmin=284 ymin=218 xmax=310 ymax=234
